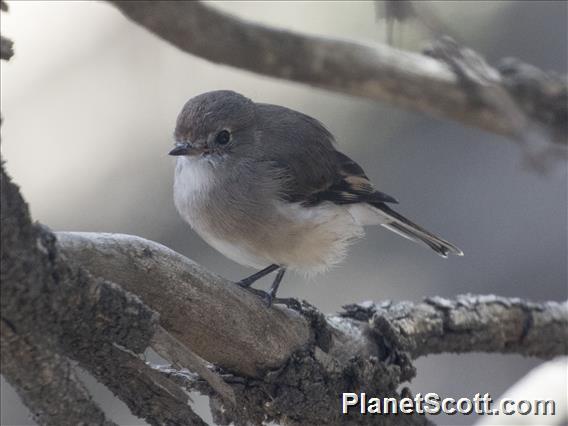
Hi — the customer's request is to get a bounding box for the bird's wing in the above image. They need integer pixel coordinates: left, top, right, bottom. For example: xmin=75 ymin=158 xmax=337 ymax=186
xmin=256 ymin=103 xmax=462 ymax=257
xmin=304 ymin=151 xmax=398 ymax=206
xmin=256 ymin=103 xmax=397 ymax=207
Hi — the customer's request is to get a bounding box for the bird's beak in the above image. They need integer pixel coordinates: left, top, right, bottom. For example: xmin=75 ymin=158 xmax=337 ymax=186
xmin=168 ymin=142 xmax=207 ymax=156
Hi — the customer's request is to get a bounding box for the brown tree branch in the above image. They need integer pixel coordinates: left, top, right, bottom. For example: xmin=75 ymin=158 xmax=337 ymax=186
xmin=3 ymin=174 xmax=566 ymax=425
xmin=55 ymin=231 xmax=312 ymax=378
xmin=341 ymin=295 xmax=568 ymax=359
xmin=1 ymin=321 xmax=116 ymax=426
xmin=1 ymin=162 xmax=206 ymax=425
xmin=1 ymin=28 xmax=114 ymax=426
xmin=55 ymin=230 xmax=567 ymax=425
xmin=52 ymin=233 xmax=419 ymax=425
xmin=57 ymin=231 xmax=568 ymax=371
xmin=3 ymin=160 xmax=565 ymax=425
xmin=151 ymin=325 xmax=237 ymax=406
xmin=56 ymin=229 xmax=567 ymax=424
xmin=94 ymin=344 xmax=206 ymax=426
xmin=107 ymin=0 xmax=567 ymax=145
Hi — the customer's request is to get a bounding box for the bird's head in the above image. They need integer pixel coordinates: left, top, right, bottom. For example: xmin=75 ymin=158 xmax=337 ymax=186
xmin=169 ymin=90 xmax=256 ymax=161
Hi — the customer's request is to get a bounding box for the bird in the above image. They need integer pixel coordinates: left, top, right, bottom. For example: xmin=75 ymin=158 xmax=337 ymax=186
xmin=169 ymin=90 xmax=463 ymax=306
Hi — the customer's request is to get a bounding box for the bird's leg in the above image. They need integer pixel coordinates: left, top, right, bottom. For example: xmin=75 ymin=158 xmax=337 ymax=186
xmin=236 ymin=266 xmax=294 ymax=309
xmin=264 ymin=268 xmax=286 ymax=307
xmin=236 ymin=264 xmax=279 ymax=288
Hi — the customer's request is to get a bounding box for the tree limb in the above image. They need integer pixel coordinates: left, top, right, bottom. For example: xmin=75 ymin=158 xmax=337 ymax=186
xmin=3 ymin=190 xmax=566 ymax=425
xmin=56 ymin=231 xmax=312 ymax=378
xmin=56 ymin=230 xmax=565 ymax=423
xmin=107 ymin=0 xmax=567 ymax=145
xmin=1 ymin=320 xmax=116 ymax=426
xmin=151 ymin=325 xmax=237 ymax=406
xmin=341 ymin=295 xmax=568 ymax=359
xmin=57 ymin=231 xmax=567 ymax=368
xmin=0 ymin=27 xmax=115 ymax=426
xmin=94 ymin=344 xmax=206 ymax=426
xmin=50 ymin=233 xmax=419 ymax=425
xmin=1 ymin=162 xmax=206 ymax=425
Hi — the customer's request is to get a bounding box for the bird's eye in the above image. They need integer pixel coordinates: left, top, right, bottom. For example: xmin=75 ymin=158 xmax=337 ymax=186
xmin=215 ymin=130 xmax=231 ymax=145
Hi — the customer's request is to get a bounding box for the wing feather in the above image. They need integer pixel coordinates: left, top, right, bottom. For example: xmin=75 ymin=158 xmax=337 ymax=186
xmin=256 ymin=103 xmax=398 ymax=207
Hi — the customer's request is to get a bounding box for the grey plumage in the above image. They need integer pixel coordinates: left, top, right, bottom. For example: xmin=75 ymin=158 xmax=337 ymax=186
xmin=171 ymin=90 xmax=462 ymax=281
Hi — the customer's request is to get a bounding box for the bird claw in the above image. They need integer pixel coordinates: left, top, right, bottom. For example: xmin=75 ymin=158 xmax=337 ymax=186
xmin=258 ymin=289 xmax=275 ymax=308
xmin=272 ymin=297 xmax=302 ymax=311
xmin=235 ymin=284 xmax=300 ymax=310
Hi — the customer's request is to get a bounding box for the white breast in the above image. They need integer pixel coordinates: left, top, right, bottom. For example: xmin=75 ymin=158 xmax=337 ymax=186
xmin=173 ymin=156 xmax=216 ymax=227
xmin=173 ymin=157 xmax=271 ymax=268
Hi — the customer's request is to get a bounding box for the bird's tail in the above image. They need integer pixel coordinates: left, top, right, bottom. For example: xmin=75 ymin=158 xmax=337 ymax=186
xmin=371 ymin=203 xmax=463 ymax=258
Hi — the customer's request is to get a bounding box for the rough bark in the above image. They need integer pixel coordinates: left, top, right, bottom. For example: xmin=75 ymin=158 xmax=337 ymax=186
xmin=1 ymin=321 xmax=115 ymax=426
xmin=55 ymin=232 xmax=311 ymax=378
xmin=3 ymin=144 xmax=567 ymax=426
xmin=107 ymin=0 xmax=567 ymax=146
xmin=57 ymin=232 xmax=568 ymax=368
xmin=342 ymin=296 xmax=568 ymax=359
xmin=54 ymin=231 xmax=567 ymax=424
xmin=1 ymin=163 xmax=205 ymax=425
xmin=151 ymin=325 xmax=237 ymax=405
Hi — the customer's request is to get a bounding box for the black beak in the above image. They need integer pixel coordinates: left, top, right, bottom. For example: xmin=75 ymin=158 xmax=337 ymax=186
xmin=169 ymin=142 xmax=208 ymax=156
xmin=169 ymin=143 xmax=191 ymax=156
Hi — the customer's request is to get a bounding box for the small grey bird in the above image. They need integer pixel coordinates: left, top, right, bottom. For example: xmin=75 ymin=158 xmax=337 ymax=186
xmin=170 ymin=90 xmax=462 ymax=306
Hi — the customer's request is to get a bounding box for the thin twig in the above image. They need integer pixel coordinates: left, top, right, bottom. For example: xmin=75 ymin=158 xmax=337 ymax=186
xmin=151 ymin=325 xmax=237 ymax=405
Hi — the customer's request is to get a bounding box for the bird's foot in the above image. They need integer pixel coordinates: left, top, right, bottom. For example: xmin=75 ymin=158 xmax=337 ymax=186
xmin=272 ymin=297 xmax=302 ymax=311
xmin=237 ymin=285 xmax=300 ymax=309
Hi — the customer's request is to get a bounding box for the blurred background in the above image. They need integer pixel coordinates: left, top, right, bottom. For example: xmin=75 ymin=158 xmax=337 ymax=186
xmin=1 ymin=1 xmax=566 ymax=425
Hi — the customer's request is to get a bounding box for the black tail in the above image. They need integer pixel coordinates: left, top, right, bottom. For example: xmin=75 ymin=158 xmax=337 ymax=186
xmin=371 ymin=203 xmax=463 ymax=258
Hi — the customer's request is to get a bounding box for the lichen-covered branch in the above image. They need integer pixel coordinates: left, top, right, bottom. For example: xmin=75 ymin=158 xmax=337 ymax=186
xmin=1 ymin=321 xmax=116 ymax=426
xmin=341 ymin=296 xmax=568 ymax=359
xmin=4 ymin=186 xmax=566 ymax=426
xmin=3 ymin=26 xmax=109 ymax=425
xmin=1 ymin=161 xmax=206 ymax=425
xmin=57 ymin=232 xmax=568 ymax=368
xmin=107 ymin=1 xmax=567 ymax=145
xmin=54 ymin=231 xmax=567 ymax=424
xmin=151 ymin=325 xmax=237 ymax=406
xmin=52 ymin=234 xmax=420 ymax=425
xmin=4 ymin=183 xmax=562 ymax=425
xmin=90 ymin=343 xmax=206 ymax=426
xmin=56 ymin=231 xmax=312 ymax=378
